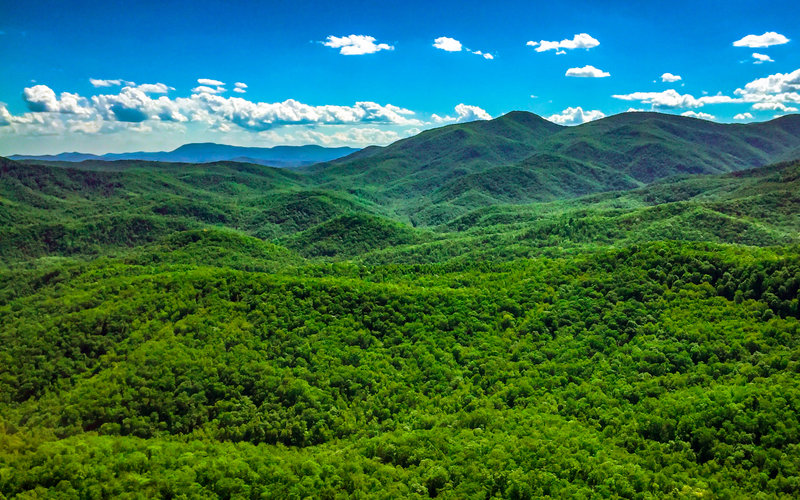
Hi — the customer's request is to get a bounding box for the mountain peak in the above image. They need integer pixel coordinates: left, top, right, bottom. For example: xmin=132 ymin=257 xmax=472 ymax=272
xmin=495 ymin=110 xmax=551 ymax=123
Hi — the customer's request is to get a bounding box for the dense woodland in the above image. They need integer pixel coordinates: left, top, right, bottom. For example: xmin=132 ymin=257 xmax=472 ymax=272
xmin=2 ymin=112 xmax=800 ymax=498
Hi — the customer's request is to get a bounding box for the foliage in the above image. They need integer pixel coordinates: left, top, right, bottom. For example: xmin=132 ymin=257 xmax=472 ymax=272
xmin=2 ymin=113 xmax=800 ymax=497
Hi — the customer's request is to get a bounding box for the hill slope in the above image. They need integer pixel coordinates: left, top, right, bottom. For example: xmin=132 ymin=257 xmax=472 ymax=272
xmin=3 ymin=114 xmax=800 ymax=498
xmin=308 ymin=112 xmax=800 ymax=222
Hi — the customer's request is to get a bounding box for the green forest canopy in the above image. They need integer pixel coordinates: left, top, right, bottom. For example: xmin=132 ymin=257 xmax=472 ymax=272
xmin=2 ymin=111 xmax=800 ymax=498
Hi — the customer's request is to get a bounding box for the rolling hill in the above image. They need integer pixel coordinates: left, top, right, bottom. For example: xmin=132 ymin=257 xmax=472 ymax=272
xmin=3 ymin=112 xmax=800 ymax=498
xmin=307 ymin=112 xmax=800 ymax=222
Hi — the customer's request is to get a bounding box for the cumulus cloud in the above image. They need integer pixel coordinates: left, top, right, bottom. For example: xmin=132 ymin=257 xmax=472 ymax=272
xmin=197 ymin=78 xmax=225 ymax=86
xmin=612 ymin=89 xmax=738 ymax=108
xmin=733 ymin=32 xmax=789 ymax=48
xmin=661 ymin=73 xmax=682 ymax=82
xmin=135 ymin=83 xmax=171 ymax=94
xmin=91 ymin=87 xmax=186 ymax=123
xmin=546 ymin=106 xmax=605 ymax=125
xmin=733 ymin=69 xmax=800 ymax=112
xmin=735 ymin=68 xmax=800 ymax=95
xmin=752 ymin=52 xmax=774 ymax=64
xmin=565 ymin=65 xmax=610 ymax=78
xmin=6 ymin=83 xmax=424 ymax=139
xmin=185 ymin=95 xmax=421 ymax=130
xmin=192 ymin=85 xmax=226 ymax=94
xmin=433 ymin=37 xmax=494 ymax=59
xmin=752 ymin=102 xmax=798 ymax=112
xmin=23 ymin=85 xmax=93 ymax=114
xmin=233 ymin=82 xmax=247 ymax=93
xmin=527 ymin=33 xmax=599 ymax=53
xmin=469 ymin=50 xmax=494 ymax=60
xmin=90 ymin=78 xmax=130 ymax=88
xmin=433 ymin=36 xmax=462 ymax=52
xmin=431 ymin=104 xmax=491 ymax=123
xmin=258 ymin=126 xmax=407 ymax=147
xmin=323 ymin=35 xmax=394 ymax=55
xmin=733 ymin=112 xmax=753 ymax=120
xmin=680 ymin=111 xmax=715 ymax=120
xmin=454 ymin=103 xmax=491 ymax=121
xmin=0 ymin=104 xmax=12 ymax=126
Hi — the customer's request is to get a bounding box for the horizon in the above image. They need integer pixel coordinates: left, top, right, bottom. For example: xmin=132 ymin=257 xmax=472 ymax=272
xmin=7 ymin=109 xmax=797 ymax=157
xmin=1 ymin=0 xmax=799 ymax=155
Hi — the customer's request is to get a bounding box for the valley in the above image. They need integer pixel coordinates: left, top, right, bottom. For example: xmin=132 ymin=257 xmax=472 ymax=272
xmin=2 ymin=111 xmax=800 ymax=498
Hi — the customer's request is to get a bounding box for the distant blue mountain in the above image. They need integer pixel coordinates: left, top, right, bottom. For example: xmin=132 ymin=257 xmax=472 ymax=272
xmin=10 ymin=143 xmax=360 ymax=167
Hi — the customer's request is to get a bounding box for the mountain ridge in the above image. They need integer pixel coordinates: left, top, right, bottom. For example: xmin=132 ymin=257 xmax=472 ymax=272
xmin=306 ymin=111 xmax=800 ymax=221
xmin=9 ymin=143 xmax=360 ymax=167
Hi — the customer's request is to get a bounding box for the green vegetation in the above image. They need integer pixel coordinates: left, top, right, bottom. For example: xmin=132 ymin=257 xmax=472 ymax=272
xmin=2 ymin=111 xmax=800 ymax=497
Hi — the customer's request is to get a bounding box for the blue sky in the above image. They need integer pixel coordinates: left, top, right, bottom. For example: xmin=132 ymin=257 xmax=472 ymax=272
xmin=1 ymin=0 xmax=799 ymax=154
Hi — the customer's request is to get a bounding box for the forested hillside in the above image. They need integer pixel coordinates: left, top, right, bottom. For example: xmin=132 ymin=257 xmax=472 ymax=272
xmin=2 ymin=111 xmax=800 ymax=498
xmin=308 ymin=112 xmax=800 ymax=221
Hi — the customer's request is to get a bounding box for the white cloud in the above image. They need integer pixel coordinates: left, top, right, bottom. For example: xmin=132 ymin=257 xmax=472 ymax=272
xmin=431 ymin=104 xmax=491 ymax=123
xmin=91 ymin=87 xmax=187 ymax=123
xmin=233 ymin=88 xmax=246 ymax=94
xmin=454 ymin=103 xmax=490 ymax=121
xmin=135 ymin=83 xmax=171 ymax=94
xmin=469 ymin=50 xmax=494 ymax=60
xmin=197 ymin=78 xmax=225 ymax=86
xmin=661 ymin=73 xmax=682 ymax=82
xmin=433 ymin=37 xmax=462 ymax=52
xmin=433 ymin=38 xmax=493 ymax=60
xmin=733 ymin=32 xmax=789 ymax=48
xmin=8 ymin=84 xmax=424 ymax=137
xmin=191 ymin=85 xmax=226 ymax=94
xmin=234 ymin=82 xmax=247 ymax=89
xmin=90 ymin=79 xmax=130 ymax=88
xmin=680 ymin=111 xmax=715 ymax=120
xmin=752 ymin=102 xmax=798 ymax=112
xmin=546 ymin=106 xmax=605 ymax=125
xmin=565 ymin=65 xmax=610 ymax=78
xmin=612 ymin=89 xmax=738 ymax=108
xmin=23 ymin=85 xmax=93 ymax=115
xmin=733 ymin=112 xmax=753 ymax=120
xmin=527 ymin=33 xmax=599 ymax=53
xmin=323 ymin=35 xmax=394 ymax=55
xmin=734 ymin=69 xmax=800 ymax=111
xmin=258 ymin=126 xmax=407 ymax=147
xmin=752 ymin=52 xmax=774 ymax=64
xmin=735 ymin=68 xmax=800 ymax=95
xmin=0 ymin=104 xmax=12 ymax=126
xmin=187 ymin=95 xmax=422 ymax=130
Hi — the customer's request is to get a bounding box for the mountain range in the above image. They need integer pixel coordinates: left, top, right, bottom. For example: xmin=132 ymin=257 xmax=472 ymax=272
xmin=311 ymin=111 xmax=800 ymax=214
xmin=3 ymin=110 xmax=800 ymax=263
xmin=3 ymin=110 xmax=800 ymax=497
xmin=9 ymin=143 xmax=360 ymax=167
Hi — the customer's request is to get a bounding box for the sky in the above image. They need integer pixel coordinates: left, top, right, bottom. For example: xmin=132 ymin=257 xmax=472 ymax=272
xmin=0 ymin=0 xmax=799 ymax=155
